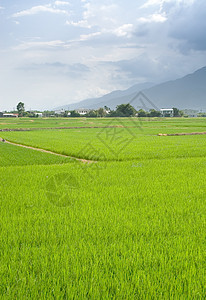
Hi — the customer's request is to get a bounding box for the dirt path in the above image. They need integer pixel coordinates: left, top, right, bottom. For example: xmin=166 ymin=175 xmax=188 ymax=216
xmin=0 ymin=138 xmax=95 ymax=164
xmin=158 ymin=132 xmax=206 ymax=136
xmin=0 ymin=125 xmax=133 ymax=132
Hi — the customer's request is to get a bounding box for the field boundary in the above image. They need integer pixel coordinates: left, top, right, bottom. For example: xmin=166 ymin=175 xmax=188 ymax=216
xmin=0 ymin=125 xmax=136 ymax=132
xmin=0 ymin=138 xmax=95 ymax=164
xmin=158 ymin=132 xmax=206 ymax=136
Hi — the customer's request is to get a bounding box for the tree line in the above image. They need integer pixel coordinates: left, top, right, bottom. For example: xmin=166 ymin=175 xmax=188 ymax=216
xmin=14 ymin=101 xmax=183 ymax=118
xmin=69 ymin=105 xmax=183 ymax=118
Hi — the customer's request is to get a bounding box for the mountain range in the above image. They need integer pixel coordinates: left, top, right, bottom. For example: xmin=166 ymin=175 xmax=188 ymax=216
xmin=56 ymin=67 xmax=206 ymax=111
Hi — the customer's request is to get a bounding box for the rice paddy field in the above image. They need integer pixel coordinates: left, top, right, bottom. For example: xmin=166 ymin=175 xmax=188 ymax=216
xmin=0 ymin=117 xmax=205 ymax=299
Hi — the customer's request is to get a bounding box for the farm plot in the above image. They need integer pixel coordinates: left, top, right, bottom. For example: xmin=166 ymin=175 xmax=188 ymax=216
xmin=0 ymin=157 xmax=205 ymax=298
xmin=1 ymin=126 xmax=206 ymax=161
xmin=0 ymin=142 xmax=72 ymax=167
xmin=1 ymin=117 xmax=206 ymax=131
xmin=0 ymin=118 xmax=205 ymax=298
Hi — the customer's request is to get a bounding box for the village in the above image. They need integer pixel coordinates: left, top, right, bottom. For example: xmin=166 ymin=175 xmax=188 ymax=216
xmin=0 ymin=106 xmax=202 ymax=118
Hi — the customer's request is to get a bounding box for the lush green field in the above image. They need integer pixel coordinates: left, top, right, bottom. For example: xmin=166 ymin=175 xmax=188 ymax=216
xmin=0 ymin=118 xmax=205 ymax=298
xmin=0 ymin=142 xmax=72 ymax=167
xmin=1 ymin=116 xmax=206 ymax=130
xmin=1 ymin=126 xmax=206 ymax=161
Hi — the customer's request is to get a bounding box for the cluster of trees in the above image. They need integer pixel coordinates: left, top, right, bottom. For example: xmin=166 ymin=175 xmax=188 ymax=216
xmin=69 ymin=107 xmax=107 ymax=118
xmin=81 ymin=104 xmax=163 ymax=118
xmin=173 ymin=108 xmax=184 ymax=117
xmin=136 ymin=109 xmax=161 ymax=117
xmin=80 ymin=105 xmax=183 ymax=118
xmin=137 ymin=107 xmax=183 ymax=117
xmin=14 ymin=101 xmax=184 ymax=118
xmin=67 ymin=104 xmax=162 ymax=118
xmin=198 ymin=112 xmax=206 ymax=117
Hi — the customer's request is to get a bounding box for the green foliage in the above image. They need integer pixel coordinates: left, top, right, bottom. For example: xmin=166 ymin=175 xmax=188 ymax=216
xmin=69 ymin=110 xmax=81 ymax=117
xmin=137 ymin=109 xmax=147 ymax=117
xmin=149 ymin=109 xmax=161 ymax=117
xmin=198 ymin=112 xmax=206 ymax=117
xmin=2 ymin=118 xmax=206 ymax=161
xmin=85 ymin=110 xmax=98 ymax=117
xmin=0 ymin=118 xmax=206 ymax=298
xmin=96 ymin=107 xmax=107 ymax=117
xmin=115 ymin=103 xmax=137 ymax=117
xmin=17 ymin=102 xmax=25 ymax=117
xmin=0 ymin=157 xmax=205 ymax=298
xmin=173 ymin=107 xmax=184 ymax=117
xmin=0 ymin=142 xmax=71 ymax=166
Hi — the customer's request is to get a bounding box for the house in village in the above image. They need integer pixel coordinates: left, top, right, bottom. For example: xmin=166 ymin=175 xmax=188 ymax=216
xmin=75 ymin=108 xmax=91 ymax=115
xmin=34 ymin=112 xmax=43 ymax=118
xmin=3 ymin=113 xmax=18 ymax=118
xmin=55 ymin=109 xmax=66 ymax=116
xmin=160 ymin=108 xmax=174 ymax=117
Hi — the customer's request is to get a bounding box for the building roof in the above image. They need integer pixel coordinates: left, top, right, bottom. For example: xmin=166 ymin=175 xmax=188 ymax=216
xmin=160 ymin=108 xmax=173 ymax=111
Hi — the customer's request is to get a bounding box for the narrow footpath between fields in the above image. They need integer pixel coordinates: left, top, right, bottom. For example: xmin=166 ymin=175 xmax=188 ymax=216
xmin=0 ymin=138 xmax=95 ymax=164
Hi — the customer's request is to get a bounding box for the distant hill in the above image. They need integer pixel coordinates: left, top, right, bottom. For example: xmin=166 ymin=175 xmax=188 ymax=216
xmin=55 ymin=67 xmax=206 ymax=111
xmin=55 ymin=82 xmax=155 ymax=110
xmin=144 ymin=66 xmax=206 ymax=110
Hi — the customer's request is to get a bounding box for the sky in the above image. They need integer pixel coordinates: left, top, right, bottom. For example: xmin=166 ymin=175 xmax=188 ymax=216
xmin=0 ymin=0 xmax=206 ymax=111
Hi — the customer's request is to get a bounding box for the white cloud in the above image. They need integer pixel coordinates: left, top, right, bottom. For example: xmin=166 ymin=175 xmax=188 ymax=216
xmin=66 ymin=19 xmax=92 ymax=28
xmin=14 ymin=40 xmax=65 ymax=50
xmin=79 ymin=32 xmax=102 ymax=41
xmin=138 ymin=13 xmax=167 ymax=23
xmin=54 ymin=1 xmax=70 ymax=6
xmin=141 ymin=0 xmax=195 ymax=9
xmin=12 ymin=5 xmax=69 ymax=17
xmin=112 ymin=24 xmax=133 ymax=37
xmin=141 ymin=0 xmax=164 ymax=8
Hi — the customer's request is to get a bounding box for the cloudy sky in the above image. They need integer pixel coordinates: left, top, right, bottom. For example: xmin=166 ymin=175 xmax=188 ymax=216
xmin=0 ymin=0 xmax=206 ymax=111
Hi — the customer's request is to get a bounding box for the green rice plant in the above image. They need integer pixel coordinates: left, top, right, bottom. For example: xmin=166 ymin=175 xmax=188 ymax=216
xmin=0 ymin=117 xmax=206 ymax=131
xmin=0 ymin=142 xmax=72 ymax=167
xmin=0 ymin=118 xmax=205 ymax=298
xmin=1 ymin=126 xmax=206 ymax=161
xmin=0 ymin=157 xmax=205 ymax=298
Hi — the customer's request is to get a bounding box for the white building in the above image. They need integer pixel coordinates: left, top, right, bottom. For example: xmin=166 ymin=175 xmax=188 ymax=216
xmin=55 ymin=109 xmax=65 ymax=115
xmin=35 ymin=113 xmax=43 ymax=117
xmin=3 ymin=113 xmax=18 ymax=118
xmin=160 ymin=108 xmax=174 ymax=117
xmin=75 ymin=108 xmax=91 ymax=115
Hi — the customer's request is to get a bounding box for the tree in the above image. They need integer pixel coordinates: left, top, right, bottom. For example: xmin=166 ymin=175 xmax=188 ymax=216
xmin=148 ymin=109 xmax=161 ymax=117
xmin=137 ymin=109 xmax=147 ymax=117
xmin=17 ymin=102 xmax=25 ymax=117
xmin=115 ymin=103 xmax=136 ymax=117
xmin=97 ymin=108 xmax=106 ymax=117
xmin=86 ymin=110 xmax=98 ymax=117
xmin=173 ymin=107 xmax=183 ymax=117
xmin=69 ymin=110 xmax=80 ymax=117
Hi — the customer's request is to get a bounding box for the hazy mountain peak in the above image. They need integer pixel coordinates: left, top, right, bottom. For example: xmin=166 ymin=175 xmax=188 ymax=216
xmin=55 ymin=67 xmax=206 ymax=111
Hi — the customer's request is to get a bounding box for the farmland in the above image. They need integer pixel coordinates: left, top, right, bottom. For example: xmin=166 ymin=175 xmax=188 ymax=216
xmin=0 ymin=142 xmax=72 ymax=167
xmin=0 ymin=117 xmax=205 ymax=298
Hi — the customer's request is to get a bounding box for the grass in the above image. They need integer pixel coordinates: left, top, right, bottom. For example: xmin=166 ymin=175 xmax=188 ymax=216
xmin=1 ymin=126 xmax=206 ymax=161
xmin=0 ymin=117 xmax=205 ymax=298
xmin=0 ymin=158 xmax=205 ymax=298
xmin=0 ymin=116 xmax=206 ymax=130
xmin=0 ymin=142 xmax=72 ymax=167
